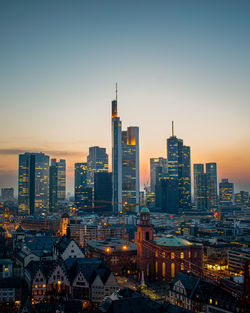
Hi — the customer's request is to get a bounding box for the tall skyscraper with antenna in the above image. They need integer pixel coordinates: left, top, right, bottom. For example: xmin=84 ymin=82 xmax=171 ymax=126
xmin=166 ymin=122 xmax=191 ymax=212
xmin=112 ymin=84 xmax=122 ymax=212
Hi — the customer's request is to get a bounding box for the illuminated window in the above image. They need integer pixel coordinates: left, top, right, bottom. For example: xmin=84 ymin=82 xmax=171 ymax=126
xmin=189 ymin=251 xmax=191 ymax=258
xmin=162 ymin=262 xmax=166 ymax=277
xmin=4 ymin=268 xmax=8 ymax=272
xmin=155 ymin=261 xmax=158 ymax=274
xmin=215 ymin=301 xmax=218 ymax=305
xmin=171 ymin=263 xmax=175 ymax=278
xmin=180 ymin=252 xmax=184 ymax=259
xmin=155 ymin=252 xmax=158 ymax=258
xmin=163 ymin=252 xmax=165 ymax=258
xmin=171 ymin=252 xmax=175 ymax=259
xmin=181 ymin=263 xmax=184 ymax=270
xmin=209 ymin=299 xmax=213 ymax=304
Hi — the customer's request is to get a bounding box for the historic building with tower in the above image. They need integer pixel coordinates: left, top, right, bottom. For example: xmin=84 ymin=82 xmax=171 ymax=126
xmin=137 ymin=207 xmax=203 ymax=282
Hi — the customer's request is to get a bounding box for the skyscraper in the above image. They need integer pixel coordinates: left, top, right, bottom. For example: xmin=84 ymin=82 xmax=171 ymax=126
xmin=74 ymin=162 xmax=88 ymax=207
xmin=18 ymin=152 xmax=49 ymax=215
xmin=150 ymin=157 xmax=167 ymax=193
xmin=112 ymin=86 xmax=122 ymax=213
xmin=219 ymin=178 xmax=234 ymax=205
xmin=49 ymin=160 xmax=58 ymax=212
xmin=122 ymin=126 xmax=139 ymax=211
xmin=56 ymin=159 xmax=66 ymax=202
xmin=160 ymin=177 xmax=179 ymax=214
xmin=49 ymin=159 xmax=66 ymax=212
xmin=94 ymin=172 xmax=112 ymax=212
xmin=87 ymin=146 xmax=108 ymax=188
xmin=193 ymin=164 xmax=208 ymax=210
xmin=206 ymin=163 xmax=217 ymax=208
xmin=166 ymin=122 xmax=191 ymax=212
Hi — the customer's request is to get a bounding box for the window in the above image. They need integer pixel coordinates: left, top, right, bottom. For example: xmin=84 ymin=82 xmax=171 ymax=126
xmin=171 ymin=263 xmax=175 ymax=278
xmin=181 ymin=263 xmax=184 ymax=270
xmin=162 ymin=262 xmax=166 ymax=277
xmin=155 ymin=261 xmax=158 ymax=274
xmin=180 ymin=252 xmax=184 ymax=259
xmin=171 ymin=252 xmax=175 ymax=259
xmin=145 ymin=232 xmax=149 ymax=241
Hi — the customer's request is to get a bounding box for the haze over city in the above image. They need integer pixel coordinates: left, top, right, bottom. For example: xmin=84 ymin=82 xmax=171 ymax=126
xmin=0 ymin=0 xmax=250 ymax=194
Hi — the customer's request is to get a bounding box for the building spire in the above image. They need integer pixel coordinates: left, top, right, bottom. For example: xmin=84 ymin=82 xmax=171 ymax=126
xmin=115 ymin=82 xmax=118 ymax=101
xmin=172 ymin=121 xmax=174 ymax=137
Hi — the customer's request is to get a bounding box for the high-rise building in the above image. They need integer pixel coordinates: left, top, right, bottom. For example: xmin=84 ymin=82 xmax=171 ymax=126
xmin=160 ymin=177 xmax=179 ymax=214
xmin=122 ymin=127 xmax=139 ymax=212
xmin=235 ymin=191 xmax=249 ymax=205
xmin=193 ymin=164 xmax=208 ymax=210
xmin=74 ymin=163 xmax=88 ymax=207
xmin=166 ymin=122 xmax=191 ymax=212
xmin=206 ymin=163 xmax=217 ymax=208
xmin=56 ymin=159 xmax=66 ymax=202
xmin=150 ymin=157 xmax=167 ymax=193
xmin=94 ymin=172 xmax=112 ymax=212
xmin=49 ymin=159 xmax=66 ymax=212
xmin=87 ymin=146 xmax=108 ymax=188
xmin=111 ymin=85 xmax=140 ymax=213
xmin=18 ymin=152 xmax=49 ymax=215
xmin=1 ymin=188 xmax=14 ymax=202
xmin=75 ymin=187 xmax=92 ymax=209
xmin=49 ymin=160 xmax=58 ymax=213
xmin=112 ymin=88 xmax=122 ymax=213
xmin=219 ymin=178 xmax=234 ymax=205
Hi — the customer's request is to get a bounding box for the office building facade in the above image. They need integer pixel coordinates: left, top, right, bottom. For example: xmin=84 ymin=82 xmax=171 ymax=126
xmin=150 ymin=157 xmax=167 ymax=193
xmin=94 ymin=172 xmax=112 ymax=212
xmin=219 ymin=178 xmax=234 ymax=205
xmin=112 ymin=98 xmax=122 ymax=213
xmin=49 ymin=160 xmax=58 ymax=212
xmin=206 ymin=163 xmax=217 ymax=208
xmin=18 ymin=152 xmax=49 ymax=215
xmin=87 ymin=146 xmax=108 ymax=188
xmin=74 ymin=163 xmax=88 ymax=207
xmin=122 ymin=126 xmax=139 ymax=212
xmin=1 ymin=188 xmax=14 ymax=202
xmin=166 ymin=125 xmax=191 ymax=212
xmin=193 ymin=164 xmax=208 ymax=210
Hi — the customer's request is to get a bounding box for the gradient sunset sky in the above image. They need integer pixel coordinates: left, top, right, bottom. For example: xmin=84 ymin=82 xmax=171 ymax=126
xmin=0 ymin=0 xmax=250 ymax=194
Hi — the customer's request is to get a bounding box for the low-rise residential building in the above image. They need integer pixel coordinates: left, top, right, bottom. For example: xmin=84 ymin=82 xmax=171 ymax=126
xmin=168 ymin=272 xmax=240 ymax=313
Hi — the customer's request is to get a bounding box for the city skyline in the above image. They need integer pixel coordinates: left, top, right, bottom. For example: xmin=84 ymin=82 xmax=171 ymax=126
xmin=1 ymin=0 xmax=250 ymax=193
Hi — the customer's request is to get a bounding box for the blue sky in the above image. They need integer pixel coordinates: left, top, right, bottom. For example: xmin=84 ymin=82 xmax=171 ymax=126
xmin=0 ymin=0 xmax=250 ymax=194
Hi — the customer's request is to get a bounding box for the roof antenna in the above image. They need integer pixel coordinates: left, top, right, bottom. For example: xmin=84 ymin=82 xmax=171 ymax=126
xmin=115 ymin=82 xmax=118 ymax=101
xmin=172 ymin=121 xmax=174 ymax=137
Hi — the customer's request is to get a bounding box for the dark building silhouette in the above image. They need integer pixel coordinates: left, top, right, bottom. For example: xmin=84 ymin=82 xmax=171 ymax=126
xmin=49 ymin=161 xmax=58 ymax=212
xmin=160 ymin=178 xmax=179 ymax=214
xmin=94 ymin=172 xmax=112 ymax=212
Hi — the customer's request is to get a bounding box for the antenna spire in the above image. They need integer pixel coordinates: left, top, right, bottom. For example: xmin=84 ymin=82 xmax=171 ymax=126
xmin=115 ymin=82 xmax=118 ymax=101
xmin=172 ymin=121 xmax=174 ymax=137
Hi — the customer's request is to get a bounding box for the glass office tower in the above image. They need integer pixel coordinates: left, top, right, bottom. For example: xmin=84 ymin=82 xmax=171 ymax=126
xmin=122 ymin=126 xmax=139 ymax=212
xmin=206 ymin=162 xmax=218 ymax=208
xmin=74 ymin=162 xmax=88 ymax=207
xmin=87 ymin=146 xmax=108 ymax=188
xmin=150 ymin=157 xmax=167 ymax=193
xmin=112 ymin=97 xmax=122 ymax=213
xmin=219 ymin=178 xmax=234 ymax=205
xmin=167 ymin=124 xmax=191 ymax=212
xmin=18 ymin=152 xmax=49 ymax=215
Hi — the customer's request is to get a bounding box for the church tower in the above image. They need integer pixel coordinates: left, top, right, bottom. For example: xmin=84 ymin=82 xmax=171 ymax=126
xmin=137 ymin=207 xmax=154 ymax=280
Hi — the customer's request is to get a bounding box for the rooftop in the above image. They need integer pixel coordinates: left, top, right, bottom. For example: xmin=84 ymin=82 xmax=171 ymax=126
xmin=154 ymin=236 xmax=193 ymax=247
xmin=87 ymin=238 xmax=137 ymax=253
